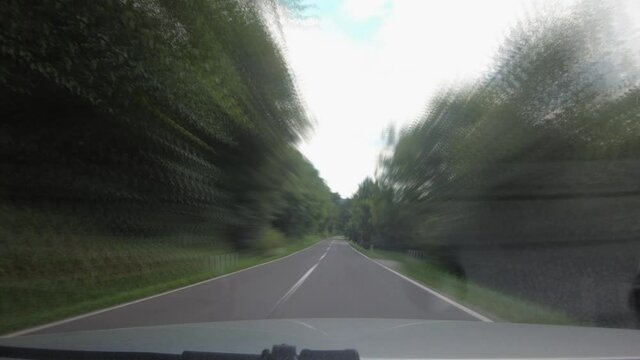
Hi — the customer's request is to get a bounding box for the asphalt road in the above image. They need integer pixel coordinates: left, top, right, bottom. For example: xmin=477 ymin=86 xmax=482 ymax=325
xmin=22 ymin=238 xmax=487 ymax=335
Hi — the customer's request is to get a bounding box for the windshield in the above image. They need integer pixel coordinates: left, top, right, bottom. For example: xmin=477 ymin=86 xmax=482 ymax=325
xmin=1 ymin=0 xmax=640 ymax=346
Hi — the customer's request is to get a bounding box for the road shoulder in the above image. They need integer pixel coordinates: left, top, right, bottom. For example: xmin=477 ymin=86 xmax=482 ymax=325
xmin=3 ymin=238 xmax=329 ymax=337
xmin=347 ymin=241 xmax=584 ymax=325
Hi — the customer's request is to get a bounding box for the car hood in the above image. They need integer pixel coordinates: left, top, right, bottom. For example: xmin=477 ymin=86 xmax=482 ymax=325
xmin=2 ymin=319 xmax=640 ymax=359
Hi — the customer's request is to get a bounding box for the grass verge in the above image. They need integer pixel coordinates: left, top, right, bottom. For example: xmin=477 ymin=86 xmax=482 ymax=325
xmin=349 ymin=242 xmax=584 ymax=326
xmin=1 ymin=233 xmax=324 ymax=336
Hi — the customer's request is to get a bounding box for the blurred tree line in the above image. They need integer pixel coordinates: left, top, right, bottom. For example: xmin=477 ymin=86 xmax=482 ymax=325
xmin=0 ymin=0 xmax=340 ymax=249
xmin=341 ymin=1 xmax=640 ymax=256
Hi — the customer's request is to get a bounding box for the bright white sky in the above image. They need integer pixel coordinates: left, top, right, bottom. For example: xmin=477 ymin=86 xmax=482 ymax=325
xmin=279 ymin=0 xmax=638 ymax=197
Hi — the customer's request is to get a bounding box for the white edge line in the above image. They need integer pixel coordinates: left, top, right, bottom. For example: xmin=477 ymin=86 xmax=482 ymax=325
xmin=347 ymin=243 xmax=494 ymax=322
xmin=3 ymin=240 xmax=329 ymax=338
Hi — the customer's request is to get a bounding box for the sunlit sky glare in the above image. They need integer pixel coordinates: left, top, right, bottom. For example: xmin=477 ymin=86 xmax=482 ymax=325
xmin=279 ymin=0 xmax=638 ymax=198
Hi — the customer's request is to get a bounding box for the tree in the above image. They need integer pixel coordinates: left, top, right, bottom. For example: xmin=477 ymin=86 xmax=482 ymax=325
xmin=342 ymin=0 xmax=640 ymax=255
xmin=0 ymin=0 xmax=331 ymax=250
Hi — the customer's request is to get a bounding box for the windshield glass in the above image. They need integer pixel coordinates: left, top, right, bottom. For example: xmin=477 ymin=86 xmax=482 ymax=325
xmin=1 ymin=0 xmax=640 ymax=344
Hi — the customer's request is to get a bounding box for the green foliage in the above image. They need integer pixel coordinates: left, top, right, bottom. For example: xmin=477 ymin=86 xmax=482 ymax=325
xmin=0 ymin=0 xmax=336 ymax=333
xmin=342 ymin=1 xmax=640 ymax=251
xmin=254 ymin=227 xmax=287 ymax=254
xmin=0 ymin=0 xmax=331 ymax=248
xmin=272 ymin=150 xmax=338 ymax=237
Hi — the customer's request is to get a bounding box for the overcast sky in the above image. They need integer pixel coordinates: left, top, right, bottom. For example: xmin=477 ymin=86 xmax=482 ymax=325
xmin=279 ymin=0 xmax=638 ymax=197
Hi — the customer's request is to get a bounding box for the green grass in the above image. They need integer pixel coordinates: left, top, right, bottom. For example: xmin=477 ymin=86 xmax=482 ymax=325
xmin=350 ymin=242 xmax=585 ymax=326
xmin=0 ymin=231 xmax=324 ymax=336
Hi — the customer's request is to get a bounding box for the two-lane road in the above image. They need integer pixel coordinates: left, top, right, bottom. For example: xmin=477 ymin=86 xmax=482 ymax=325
xmin=19 ymin=238 xmax=489 ymax=336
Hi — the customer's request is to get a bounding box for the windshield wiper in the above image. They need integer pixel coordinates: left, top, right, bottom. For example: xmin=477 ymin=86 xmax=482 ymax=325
xmin=0 ymin=344 xmax=359 ymax=360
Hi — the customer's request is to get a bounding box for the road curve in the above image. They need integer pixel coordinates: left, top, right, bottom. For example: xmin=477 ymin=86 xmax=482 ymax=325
xmin=22 ymin=238 xmax=484 ymax=335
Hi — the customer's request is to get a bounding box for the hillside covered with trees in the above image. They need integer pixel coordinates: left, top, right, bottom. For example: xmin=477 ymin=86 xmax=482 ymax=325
xmin=340 ymin=1 xmax=640 ymax=326
xmin=0 ymin=0 xmax=339 ymax=333
xmin=343 ymin=0 xmax=640 ymax=255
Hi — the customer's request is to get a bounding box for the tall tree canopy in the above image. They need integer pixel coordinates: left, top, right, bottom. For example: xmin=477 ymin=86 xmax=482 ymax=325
xmin=342 ymin=1 xmax=640 ymax=254
xmin=0 ymin=0 xmax=334 ymax=248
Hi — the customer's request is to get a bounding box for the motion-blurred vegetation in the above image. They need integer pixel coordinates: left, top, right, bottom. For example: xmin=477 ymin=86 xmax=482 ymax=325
xmin=0 ymin=0 xmax=339 ymax=333
xmin=343 ymin=0 xmax=639 ymax=256
xmin=341 ymin=1 xmax=640 ymax=325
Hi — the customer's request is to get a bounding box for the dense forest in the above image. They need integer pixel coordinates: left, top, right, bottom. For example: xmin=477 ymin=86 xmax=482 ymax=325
xmin=343 ymin=1 xmax=640 ymax=253
xmin=340 ymin=1 xmax=640 ymax=325
xmin=0 ymin=0 xmax=339 ymax=332
xmin=0 ymin=0 xmax=339 ymax=248
xmin=2 ymin=0 xmax=640 ymax=331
